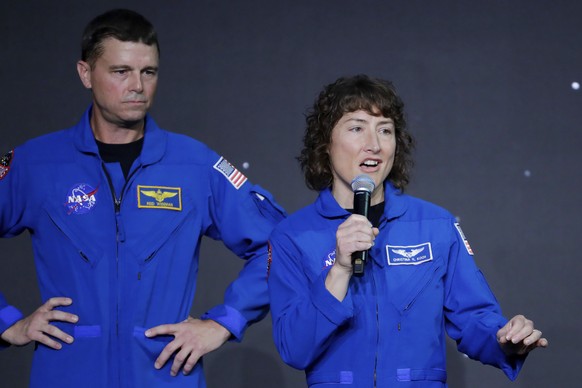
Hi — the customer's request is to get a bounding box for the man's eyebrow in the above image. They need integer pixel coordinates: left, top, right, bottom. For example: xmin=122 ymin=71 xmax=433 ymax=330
xmin=108 ymin=64 xmax=132 ymax=70
xmin=107 ymin=65 xmax=159 ymax=71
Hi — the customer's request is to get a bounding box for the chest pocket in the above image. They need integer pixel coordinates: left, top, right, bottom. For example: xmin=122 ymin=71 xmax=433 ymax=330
xmin=43 ymin=198 xmax=107 ymax=268
xmin=383 ymin=254 xmax=444 ymax=313
xmin=121 ymin=187 xmax=197 ymax=267
xmin=130 ymin=205 xmax=195 ymax=267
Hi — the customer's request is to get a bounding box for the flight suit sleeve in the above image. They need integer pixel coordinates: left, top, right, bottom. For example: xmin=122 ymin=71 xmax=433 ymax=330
xmin=443 ymin=220 xmax=526 ymax=380
xmin=0 ymin=149 xmax=26 ymax=346
xmin=200 ymin=156 xmax=286 ymax=340
xmin=268 ymin=227 xmax=354 ymax=370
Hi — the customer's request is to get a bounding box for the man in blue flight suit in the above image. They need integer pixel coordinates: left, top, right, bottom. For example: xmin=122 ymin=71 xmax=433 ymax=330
xmin=0 ymin=9 xmax=285 ymax=387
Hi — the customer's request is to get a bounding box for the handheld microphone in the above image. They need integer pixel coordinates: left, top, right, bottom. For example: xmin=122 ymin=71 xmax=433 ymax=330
xmin=350 ymin=175 xmax=375 ymax=276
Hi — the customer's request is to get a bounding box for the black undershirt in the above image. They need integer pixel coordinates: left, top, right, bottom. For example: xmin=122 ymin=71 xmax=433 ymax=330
xmin=96 ymin=138 xmax=144 ymax=179
xmin=348 ymin=201 xmax=385 ymax=227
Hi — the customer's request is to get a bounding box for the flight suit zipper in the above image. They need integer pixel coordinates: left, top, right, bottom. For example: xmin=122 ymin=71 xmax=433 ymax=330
xmin=101 ymin=162 xmax=139 ymax=388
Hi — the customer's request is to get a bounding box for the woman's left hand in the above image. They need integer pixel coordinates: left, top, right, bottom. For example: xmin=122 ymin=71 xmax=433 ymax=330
xmin=496 ymin=314 xmax=549 ymax=355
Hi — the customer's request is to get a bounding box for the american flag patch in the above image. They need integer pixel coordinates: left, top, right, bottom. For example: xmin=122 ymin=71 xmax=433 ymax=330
xmin=454 ymin=222 xmax=474 ymax=255
xmin=213 ymin=157 xmax=247 ymax=189
xmin=0 ymin=150 xmax=14 ymax=181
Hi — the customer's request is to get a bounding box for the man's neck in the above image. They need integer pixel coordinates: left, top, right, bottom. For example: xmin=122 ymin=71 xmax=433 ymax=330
xmin=90 ymin=115 xmax=145 ymax=144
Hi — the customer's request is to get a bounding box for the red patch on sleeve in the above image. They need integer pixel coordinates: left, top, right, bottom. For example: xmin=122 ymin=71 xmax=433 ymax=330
xmin=267 ymin=241 xmax=273 ymax=279
xmin=0 ymin=150 xmax=14 ymax=180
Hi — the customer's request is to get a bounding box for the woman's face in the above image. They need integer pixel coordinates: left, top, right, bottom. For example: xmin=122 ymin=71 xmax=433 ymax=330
xmin=328 ymin=109 xmax=396 ymax=208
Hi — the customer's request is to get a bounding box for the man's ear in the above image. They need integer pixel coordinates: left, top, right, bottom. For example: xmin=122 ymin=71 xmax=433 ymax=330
xmin=77 ymin=60 xmax=92 ymax=89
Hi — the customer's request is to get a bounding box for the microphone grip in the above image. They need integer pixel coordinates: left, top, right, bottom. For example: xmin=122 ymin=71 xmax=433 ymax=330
xmin=352 ymin=190 xmax=371 ymax=276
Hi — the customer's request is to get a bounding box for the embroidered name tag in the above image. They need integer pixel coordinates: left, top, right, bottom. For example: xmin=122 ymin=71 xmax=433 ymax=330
xmin=386 ymin=243 xmax=433 ymax=265
xmin=137 ymin=185 xmax=182 ymax=211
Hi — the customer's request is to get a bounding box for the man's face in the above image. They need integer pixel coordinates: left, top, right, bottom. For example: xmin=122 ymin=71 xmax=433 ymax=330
xmin=328 ymin=109 xmax=396 ymax=208
xmin=78 ymin=38 xmax=159 ymax=130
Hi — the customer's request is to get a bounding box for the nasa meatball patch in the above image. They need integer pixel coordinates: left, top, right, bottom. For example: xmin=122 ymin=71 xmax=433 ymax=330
xmin=321 ymin=250 xmax=336 ymax=270
xmin=0 ymin=150 xmax=14 ymax=180
xmin=65 ymin=183 xmax=98 ymax=215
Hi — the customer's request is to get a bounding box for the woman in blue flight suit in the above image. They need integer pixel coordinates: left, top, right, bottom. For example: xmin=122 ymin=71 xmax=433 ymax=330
xmin=267 ymin=75 xmax=548 ymax=387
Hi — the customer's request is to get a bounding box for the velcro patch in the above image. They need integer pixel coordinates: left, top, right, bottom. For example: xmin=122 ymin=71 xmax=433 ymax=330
xmin=387 ymin=243 xmax=433 ymax=265
xmin=137 ymin=185 xmax=182 ymax=211
xmin=454 ymin=222 xmax=474 ymax=255
xmin=0 ymin=150 xmax=14 ymax=180
xmin=213 ymin=157 xmax=247 ymax=189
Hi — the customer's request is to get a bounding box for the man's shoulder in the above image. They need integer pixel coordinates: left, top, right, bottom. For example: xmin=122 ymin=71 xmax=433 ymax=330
xmin=163 ymin=130 xmax=207 ymax=150
xmin=272 ymin=202 xmax=319 ymax=234
xmin=159 ymin=130 xmax=230 ymax=167
xmin=15 ymin=128 xmax=74 ymax=159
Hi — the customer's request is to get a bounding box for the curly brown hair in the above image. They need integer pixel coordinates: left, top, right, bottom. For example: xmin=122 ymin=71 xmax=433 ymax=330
xmin=298 ymin=75 xmax=415 ymax=191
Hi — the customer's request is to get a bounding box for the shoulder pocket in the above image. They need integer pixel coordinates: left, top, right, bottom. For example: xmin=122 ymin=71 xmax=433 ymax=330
xmin=251 ymin=185 xmax=287 ymax=223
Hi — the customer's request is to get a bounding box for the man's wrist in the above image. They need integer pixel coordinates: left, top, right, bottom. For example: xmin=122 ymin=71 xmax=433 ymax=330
xmin=202 ymin=318 xmax=232 ymax=342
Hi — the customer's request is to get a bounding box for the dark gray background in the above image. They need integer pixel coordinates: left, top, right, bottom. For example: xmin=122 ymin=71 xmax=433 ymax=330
xmin=1 ymin=1 xmax=580 ymax=387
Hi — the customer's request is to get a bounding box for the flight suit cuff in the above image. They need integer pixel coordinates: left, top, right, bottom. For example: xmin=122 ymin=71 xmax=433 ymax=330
xmin=310 ymin=269 xmax=354 ymax=325
xmin=0 ymin=305 xmax=23 ymax=349
xmin=201 ymin=304 xmax=247 ymax=342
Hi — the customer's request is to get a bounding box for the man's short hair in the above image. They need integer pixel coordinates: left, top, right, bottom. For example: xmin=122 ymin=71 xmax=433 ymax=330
xmin=81 ymin=9 xmax=159 ymax=67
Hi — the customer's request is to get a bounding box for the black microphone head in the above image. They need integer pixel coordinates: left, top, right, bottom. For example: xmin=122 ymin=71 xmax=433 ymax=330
xmin=351 ymin=175 xmax=375 ymax=193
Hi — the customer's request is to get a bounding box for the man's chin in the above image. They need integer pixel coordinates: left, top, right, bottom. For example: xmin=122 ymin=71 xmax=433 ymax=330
xmin=118 ymin=115 xmax=147 ymax=129
xmin=120 ymin=110 xmax=148 ymax=124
